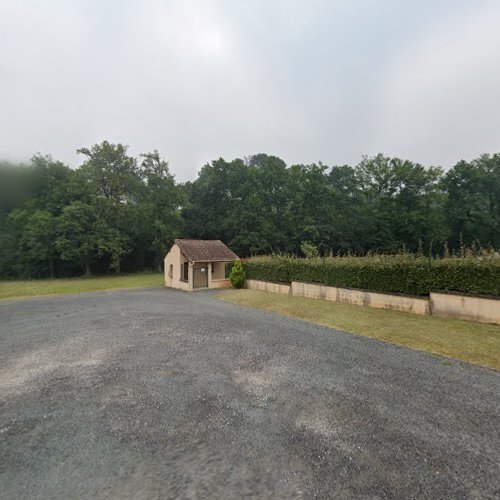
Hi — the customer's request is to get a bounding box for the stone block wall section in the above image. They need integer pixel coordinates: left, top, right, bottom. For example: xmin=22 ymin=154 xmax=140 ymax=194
xmin=291 ymin=281 xmax=429 ymax=315
xmin=430 ymin=292 xmax=500 ymax=325
xmin=244 ymin=279 xmax=500 ymax=325
xmin=245 ymin=279 xmax=291 ymax=295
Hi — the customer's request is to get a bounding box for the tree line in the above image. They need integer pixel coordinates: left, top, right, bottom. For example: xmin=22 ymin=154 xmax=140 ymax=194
xmin=0 ymin=141 xmax=498 ymax=278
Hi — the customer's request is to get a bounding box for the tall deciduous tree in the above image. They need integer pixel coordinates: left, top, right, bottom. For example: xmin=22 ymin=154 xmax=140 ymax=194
xmin=75 ymin=141 xmax=141 ymax=271
xmin=444 ymin=154 xmax=500 ymax=249
xmin=56 ymin=201 xmax=127 ymax=275
xmin=138 ymin=151 xmax=184 ymax=269
xmin=23 ymin=210 xmax=58 ymax=278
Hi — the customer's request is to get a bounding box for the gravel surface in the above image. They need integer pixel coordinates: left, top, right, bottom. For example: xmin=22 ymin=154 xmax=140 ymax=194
xmin=0 ymin=287 xmax=499 ymax=499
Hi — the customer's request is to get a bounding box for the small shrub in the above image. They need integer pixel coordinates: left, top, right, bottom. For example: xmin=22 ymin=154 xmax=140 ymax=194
xmin=229 ymin=259 xmax=246 ymax=288
xmin=300 ymin=241 xmax=319 ymax=258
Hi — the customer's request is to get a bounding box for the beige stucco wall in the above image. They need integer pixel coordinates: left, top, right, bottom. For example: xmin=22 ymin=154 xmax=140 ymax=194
xmin=164 ymin=247 xmax=234 ymax=291
xmin=164 ymin=244 xmax=190 ymax=291
xmin=245 ymin=279 xmax=291 ymax=295
xmin=211 ymin=261 xmax=226 ymax=280
xmin=430 ymin=292 xmax=500 ymax=325
xmin=208 ymin=262 xmax=232 ymax=289
xmin=291 ymin=281 xmax=429 ymax=315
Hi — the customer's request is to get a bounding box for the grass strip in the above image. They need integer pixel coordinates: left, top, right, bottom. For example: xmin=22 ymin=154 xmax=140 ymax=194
xmin=0 ymin=273 xmax=163 ymax=300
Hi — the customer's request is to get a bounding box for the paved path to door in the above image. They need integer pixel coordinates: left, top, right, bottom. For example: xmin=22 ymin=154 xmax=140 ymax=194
xmin=1 ymin=288 xmax=499 ymax=499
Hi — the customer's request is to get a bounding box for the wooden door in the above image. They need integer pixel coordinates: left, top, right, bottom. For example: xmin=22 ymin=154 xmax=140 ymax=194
xmin=193 ymin=266 xmax=208 ymax=288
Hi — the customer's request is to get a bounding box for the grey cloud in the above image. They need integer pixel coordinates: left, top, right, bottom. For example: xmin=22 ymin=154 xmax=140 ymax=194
xmin=0 ymin=0 xmax=499 ymax=180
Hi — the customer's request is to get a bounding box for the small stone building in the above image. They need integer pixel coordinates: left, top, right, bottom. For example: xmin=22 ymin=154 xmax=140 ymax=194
xmin=164 ymin=239 xmax=238 ymax=291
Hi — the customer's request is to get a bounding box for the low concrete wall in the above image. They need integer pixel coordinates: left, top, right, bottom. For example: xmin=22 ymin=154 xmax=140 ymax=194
xmin=244 ymin=279 xmax=500 ymax=324
xmin=210 ymin=279 xmax=232 ymax=289
xmin=430 ymin=292 xmax=500 ymax=325
xmin=245 ymin=279 xmax=291 ymax=295
xmin=165 ymin=280 xmax=189 ymax=291
xmin=292 ymin=281 xmax=429 ymax=315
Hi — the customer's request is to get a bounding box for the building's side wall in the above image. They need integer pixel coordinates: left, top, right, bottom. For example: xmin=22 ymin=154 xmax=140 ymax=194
xmin=164 ymin=244 xmax=190 ymax=291
xmin=164 ymin=254 xmax=234 ymax=291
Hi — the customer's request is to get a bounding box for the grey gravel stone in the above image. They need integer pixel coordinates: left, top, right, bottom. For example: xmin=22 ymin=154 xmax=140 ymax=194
xmin=0 ymin=287 xmax=499 ymax=499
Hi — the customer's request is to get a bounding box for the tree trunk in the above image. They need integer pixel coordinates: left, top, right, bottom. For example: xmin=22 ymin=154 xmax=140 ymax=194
xmin=48 ymin=257 xmax=54 ymax=280
xmin=85 ymin=259 xmax=91 ymax=277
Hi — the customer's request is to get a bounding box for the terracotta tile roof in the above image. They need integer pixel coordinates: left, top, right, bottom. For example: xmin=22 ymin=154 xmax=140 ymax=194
xmin=174 ymin=239 xmax=238 ymax=262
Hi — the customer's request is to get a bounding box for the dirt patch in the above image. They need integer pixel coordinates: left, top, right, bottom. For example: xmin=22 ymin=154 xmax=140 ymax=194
xmin=0 ymin=342 xmax=107 ymax=397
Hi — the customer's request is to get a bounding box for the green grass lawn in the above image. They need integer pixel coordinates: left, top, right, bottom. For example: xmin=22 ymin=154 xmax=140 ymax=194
xmin=0 ymin=272 xmax=163 ymax=300
xmin=217 ymin=289 xmax=500 ymax=371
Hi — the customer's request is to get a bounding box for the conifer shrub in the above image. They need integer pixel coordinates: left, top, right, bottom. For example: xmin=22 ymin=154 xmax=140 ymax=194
xmin=229 ymin=259 xmax=246 ymax=288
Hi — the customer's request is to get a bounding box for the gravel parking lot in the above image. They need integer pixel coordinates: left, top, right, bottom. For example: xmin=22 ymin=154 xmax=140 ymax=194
xmin=1 ymin=287 xmax=499 ymax=499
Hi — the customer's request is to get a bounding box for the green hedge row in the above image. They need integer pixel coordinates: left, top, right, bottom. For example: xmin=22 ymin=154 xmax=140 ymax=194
xmin=243 ymin=255 xmax=500 ymax=296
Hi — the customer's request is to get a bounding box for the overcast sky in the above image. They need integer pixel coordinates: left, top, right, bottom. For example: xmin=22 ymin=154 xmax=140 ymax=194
xmin=1 ymin=0 xmax=500 ymax=181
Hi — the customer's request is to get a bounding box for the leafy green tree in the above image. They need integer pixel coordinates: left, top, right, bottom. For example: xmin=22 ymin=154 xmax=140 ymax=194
xmin=56 ymin=202 xmax=127 ymax=275
xmin=388 ymin=159 xmax=448 ymax=253
xmin=327 ymin=165 xmax=364 ymax=253
xmin=138 ymin=151 xmax=184 ymax=269
xmin=23 ymin=210 xmax=58 ymax=278
xmin=56 ymin=202 xmax=97 ymax=276
xmin=77 ymin=141 xmax=140 ymax=202
xmin=443 ymin=155 xmax=500 ymax=249
xmin=29 ymin=155 xmax=71 ymax=213
xmin=246 ymin=154 xmax=290 ymax=252
xmin=300 ymin=241 xmax=319 ymax=258
xmin=182 ymin=157 xmax=237 ymax=242
xmin=353 ymin=155 xmax=448 ymax=253
xmin=287 ymin=163 xmax=337 ymax=254
xmin=0 ymin=161 xmax=33 ymax=223
xmin=76 ymin=141 xmax=141 ymax=271
xmin=0 ymin=208 xmax=31 ymax=278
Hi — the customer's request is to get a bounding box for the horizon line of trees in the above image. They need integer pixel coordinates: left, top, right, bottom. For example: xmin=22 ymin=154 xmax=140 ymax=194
xmin=0 ymin=141 xmax=499 ymax=279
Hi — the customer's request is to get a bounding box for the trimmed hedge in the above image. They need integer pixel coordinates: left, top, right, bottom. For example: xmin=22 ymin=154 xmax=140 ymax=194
xmin=243 ymin=255 xmax=500 ymax=297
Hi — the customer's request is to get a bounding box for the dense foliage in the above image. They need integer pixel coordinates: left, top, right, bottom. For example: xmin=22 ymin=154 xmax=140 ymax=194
xmin=0 ymin=144 xmax=183 ymax=278
xmin=243 ymin=255 xmax=500 ymax=296
xmin=1 ymin=142 xmax=499 ymax=279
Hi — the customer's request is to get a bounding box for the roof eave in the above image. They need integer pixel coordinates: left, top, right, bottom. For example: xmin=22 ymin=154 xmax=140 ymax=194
xmin=189 ymin=258 xmax=237 ymax=263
